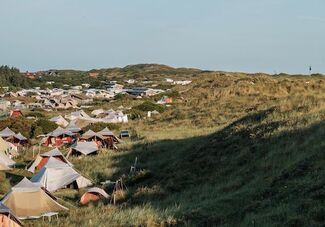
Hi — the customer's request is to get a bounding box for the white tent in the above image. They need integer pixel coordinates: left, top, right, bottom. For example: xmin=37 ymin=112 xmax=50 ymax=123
xmin=31 ymin=157 xmax=92 ymax=192
xmin=49 ymin=115 xmax=69 ymax=127
xmin=71 ymin=141 xmax=98 ymax=156
xmin=0 ymin=127 xmax=16 ymax=138
xmin=0 ymin=137 xmax=15 ymax=170
xmin=65 ymin=120 xmax=82 ymax=134
xmin=26 ymin=148 xmax=73 ymax=173
xmin=47 ymin=127 xmax=73 ymax=137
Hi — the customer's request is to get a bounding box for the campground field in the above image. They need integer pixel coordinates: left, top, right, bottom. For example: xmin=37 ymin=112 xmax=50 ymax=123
xmin=1 ymin=68 xmax=325 ymax=226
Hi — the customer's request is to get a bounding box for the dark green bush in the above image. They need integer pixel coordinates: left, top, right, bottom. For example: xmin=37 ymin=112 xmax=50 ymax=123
xmin=83 ymin=122 xmax=121 ymax=132
xmin=133 ymin=101 xmax=165 ymax=113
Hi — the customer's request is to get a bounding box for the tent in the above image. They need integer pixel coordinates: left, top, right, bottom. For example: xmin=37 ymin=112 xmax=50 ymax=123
xmin=0 ymin=138 xmax=15 ymax=170
xmin=31 ymin=157 xmax=92 ymax=192
xmin=49 ymin=115 xmax=69 ymax=127
xmin=0 ymin=202 xmax=22 ymax=227
xmin=70 ymin=141 xmax=98 ymax=156
xmin=97 ymin=127 xmax=120 ymax=148
xmin=82 ymin=130 xmax=105 ymax=140
xmin=0 ymin=127 xmax=16 ymax=139
xmin=1 ymin=178 xmax=67 ymax=218
xmin=26 ymin=148 xmax=72 ymax=173
xmin=42 ymin=127 xmax=74 ymax=147
xmin=80 ymin=187 xmax=109 ymax=205
xmin=65 ymin=120 xmax=82 ymax=134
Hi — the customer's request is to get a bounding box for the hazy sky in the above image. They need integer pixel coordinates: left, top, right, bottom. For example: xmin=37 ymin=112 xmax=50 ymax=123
xmin=1 ymin=0 xmax=325 ymax=74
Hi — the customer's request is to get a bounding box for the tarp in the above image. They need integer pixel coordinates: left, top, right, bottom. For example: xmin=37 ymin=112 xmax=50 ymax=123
xmin=1 ymin=178 xmax=67 ymax=218
xmin=71 ymin=141 xmax=98 ymax=155
xmin=31 ymin=157 xmax=92 ymax=192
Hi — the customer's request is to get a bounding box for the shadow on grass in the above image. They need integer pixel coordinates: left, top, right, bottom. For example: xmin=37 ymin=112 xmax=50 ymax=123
xmin=108 ymin=108 xmax=325 ymax=226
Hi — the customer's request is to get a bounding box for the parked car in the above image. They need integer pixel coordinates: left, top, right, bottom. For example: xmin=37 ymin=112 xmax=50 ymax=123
xmin=119 ymin=130 xmax=130 ymax=139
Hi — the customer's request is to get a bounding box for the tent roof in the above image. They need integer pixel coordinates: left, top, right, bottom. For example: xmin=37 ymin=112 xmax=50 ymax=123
xmin=31 ymin=157 xmax=91 ymax=192
xmin=98 ymin=127 xmax=114 ymax=136
xmin=82 ymin=130 xmax=105 ymax=140
xmin=66 ymin=120 xmax=81 ymax=133
xmin=0 ymin=127 xmax=16 ymax=137
xmin=48 ymin=127 xmax=73 ymax=137
xmin=12 ymin=177 xmax=42 ymax=192
xmin=43 ymin=156 xmax=70 ymax=168
xmin=42 ymin=148 xmax=63 ymax=157
xmin=50 ymin=115 xmax=65 ymax=122
xmin=72 ymin=141 xmax=98 ymax=155
xmin=85 ymin=187 xmax=109 ymax=198
xmin=13 ymin=133 xmax=27 ymax=141
xmin=2 ymin=177 xmax=68 ymax=218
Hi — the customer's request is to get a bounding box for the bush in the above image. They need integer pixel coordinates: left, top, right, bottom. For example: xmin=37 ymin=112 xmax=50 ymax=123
xmin=25 ymin=111 xmax=45 ymax=118
xmin=83 ymin=122 xmax=121 ymax=132
xmin=133 ymin=101 xmax=165 ymax=113
xmin=30 ymin=119 xmax=58 ymax=138
xmin=0 ymin=118 xmax=33 ymax=138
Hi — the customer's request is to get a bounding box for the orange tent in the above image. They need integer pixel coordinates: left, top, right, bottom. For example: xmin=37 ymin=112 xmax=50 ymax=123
xmin=80 ymin=187 xmax=109 ymax=205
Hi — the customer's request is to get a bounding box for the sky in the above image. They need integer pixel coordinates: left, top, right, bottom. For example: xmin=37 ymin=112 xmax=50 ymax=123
xmin=1 ymin=0 xmax=325 ymax=74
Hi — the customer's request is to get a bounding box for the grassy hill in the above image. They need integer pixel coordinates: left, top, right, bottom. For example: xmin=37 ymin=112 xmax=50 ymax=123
xmin=0 ymin=68 xmax=325 ymax=226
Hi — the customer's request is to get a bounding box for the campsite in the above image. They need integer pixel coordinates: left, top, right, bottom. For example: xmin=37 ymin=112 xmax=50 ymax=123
xmin=0 ymin=68 xmax=324 ymax=226
xmin=1 ymin=1 xmax=325 ymax=226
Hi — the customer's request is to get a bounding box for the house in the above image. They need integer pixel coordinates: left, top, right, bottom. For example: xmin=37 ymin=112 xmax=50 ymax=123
xmin=9 ymin=110 xmax=23 ymax=118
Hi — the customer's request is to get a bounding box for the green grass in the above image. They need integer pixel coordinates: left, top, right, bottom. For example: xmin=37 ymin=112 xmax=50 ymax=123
xmin=1 ymin=72 xmax=325 ymax=226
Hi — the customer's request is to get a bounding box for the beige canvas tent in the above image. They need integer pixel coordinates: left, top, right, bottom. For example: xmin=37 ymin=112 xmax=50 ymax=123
xmin=1 ymin=178 xmax=67 ymax=218
xmin=0 ymin=202 xmax=22 ymax=227
xmin=31 ymin=157 xmax=92 ymax=192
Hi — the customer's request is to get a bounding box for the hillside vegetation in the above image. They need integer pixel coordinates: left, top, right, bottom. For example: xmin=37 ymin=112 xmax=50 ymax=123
xmin=1 ymin=67 xmax=325 ymax=226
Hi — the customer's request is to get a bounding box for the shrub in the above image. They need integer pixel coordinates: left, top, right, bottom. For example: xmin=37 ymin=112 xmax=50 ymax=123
xmin=30 ymin=119 xmax=58 ymax=138
xmin=83 ymin=122 xmax=121 ymax=132
xmin=134 ymin=101 xmax=165 ymax=113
